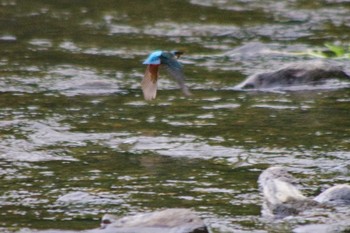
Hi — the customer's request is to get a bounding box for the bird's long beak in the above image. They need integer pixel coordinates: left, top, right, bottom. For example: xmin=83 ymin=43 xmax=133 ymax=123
xmin=173 ymin=51 xmax=184 ymax=59
xmin=141 ymin=64 xmax=159 ymax=100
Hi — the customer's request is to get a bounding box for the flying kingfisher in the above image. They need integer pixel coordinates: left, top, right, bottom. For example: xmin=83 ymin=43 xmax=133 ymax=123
xmin=142 ymin=50 xmax=191 ymax=100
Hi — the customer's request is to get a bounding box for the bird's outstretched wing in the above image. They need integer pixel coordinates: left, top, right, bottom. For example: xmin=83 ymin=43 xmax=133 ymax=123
xmin=141 ymin=65 xmax=159 ymax=100
xmin=160 ymin=53 xmax=192 ymax=96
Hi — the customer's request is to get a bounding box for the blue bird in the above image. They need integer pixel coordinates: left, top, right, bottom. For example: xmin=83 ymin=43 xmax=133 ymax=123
xmin=142 ymin=50 xmax=191 ymax=100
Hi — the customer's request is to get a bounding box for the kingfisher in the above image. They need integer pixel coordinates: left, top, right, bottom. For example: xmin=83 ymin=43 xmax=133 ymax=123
xmin=142 ymin=50 xmax=191 ymax=100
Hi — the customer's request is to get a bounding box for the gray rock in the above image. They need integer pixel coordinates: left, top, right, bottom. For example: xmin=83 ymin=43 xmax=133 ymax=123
xmin=236 ymin=61 xmax=350 ymax=89
xmin=258 ymin=167 xmax=350 ymax=219
xmin=20 ymin=209 xmax=208 ymax=233
xmin=293 ymin=222 xmax=350 ymax=233
xmin=314 ymin=184 xmax=350 ymax=205
xmin=258 ymin=167 xmax=319 ymax=218
xmin=101 ymin=208 xmax=209 ymax=233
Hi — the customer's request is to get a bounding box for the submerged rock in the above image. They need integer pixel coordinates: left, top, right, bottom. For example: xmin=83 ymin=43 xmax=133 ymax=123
xmin=236 ymin=61 xmax=350 ymax=89
xmin=223 ymin=42 xmax=272 ymax=58
xmin=101 ymin=208 xmax=209 ymax=233
xmin=259 ymin=167 xmax=350 ymax=219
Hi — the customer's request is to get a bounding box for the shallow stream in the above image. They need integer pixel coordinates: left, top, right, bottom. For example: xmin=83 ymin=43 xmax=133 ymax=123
xmin=0 ymin=1 xmax=350 ymax=232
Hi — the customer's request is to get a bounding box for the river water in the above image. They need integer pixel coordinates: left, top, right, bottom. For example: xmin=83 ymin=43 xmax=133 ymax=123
xmin=0 ymin=1 xmax=350 ymax=232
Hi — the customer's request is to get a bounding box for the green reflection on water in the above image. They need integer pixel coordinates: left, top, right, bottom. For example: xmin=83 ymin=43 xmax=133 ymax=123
xmin=0 ymin=0 xmax=350 ymax=232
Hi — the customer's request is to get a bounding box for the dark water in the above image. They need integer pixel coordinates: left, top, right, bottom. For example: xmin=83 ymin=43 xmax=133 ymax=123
xmin=0 ymin=0 xmax=350 ymax=232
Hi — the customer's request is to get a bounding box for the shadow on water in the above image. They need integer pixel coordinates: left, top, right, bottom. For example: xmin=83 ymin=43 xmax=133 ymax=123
xmin=0 ymin=0 xmax=350 ymax=232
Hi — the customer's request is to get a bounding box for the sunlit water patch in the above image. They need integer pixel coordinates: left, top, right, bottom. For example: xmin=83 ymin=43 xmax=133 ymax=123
xmin=43 ymin=66 xmax=122 ymax=96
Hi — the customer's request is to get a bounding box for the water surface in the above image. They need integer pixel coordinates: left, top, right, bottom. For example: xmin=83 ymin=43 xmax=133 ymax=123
xmin=0 ymin=0 xmax=350 ymax=232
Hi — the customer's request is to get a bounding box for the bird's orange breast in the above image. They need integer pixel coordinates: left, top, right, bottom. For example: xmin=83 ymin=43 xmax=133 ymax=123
xmin=146 ymin=64 xmax=159 ymax=83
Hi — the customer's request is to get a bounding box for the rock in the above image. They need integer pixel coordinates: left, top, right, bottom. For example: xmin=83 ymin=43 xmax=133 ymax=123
xmin=236 ymin=61 xmax=350 ymax=89
xmin=293 ymin=222 xmax=350 ymax=233
xmin=314 ymin=184 xmax=350 ymax=205
xmin=258 ymin=167 xmax=319 ymax=218
xmin=21 ymin=209 xmax=208 ymax=233
xmin=101 ymin=208 xmax=209 ymax=233
xmin=258 ymin=167 xmax=350 ymax=219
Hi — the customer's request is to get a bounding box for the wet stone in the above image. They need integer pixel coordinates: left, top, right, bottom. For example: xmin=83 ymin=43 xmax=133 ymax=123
xmin=101 ymin=208 xmax=209 ymax=233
